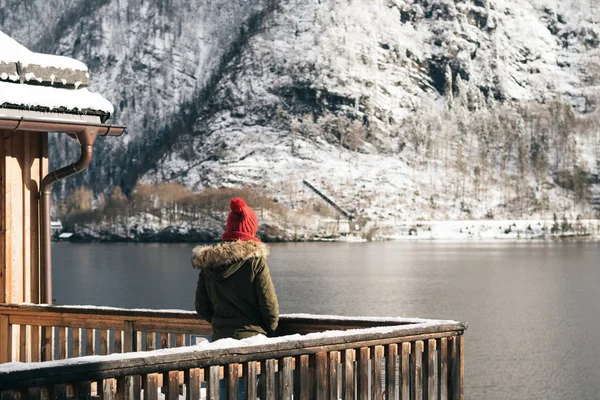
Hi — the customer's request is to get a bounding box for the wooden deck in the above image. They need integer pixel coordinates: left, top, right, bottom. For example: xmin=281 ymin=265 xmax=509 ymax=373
xmin=0 ymin=304 xmax=466 ymax=399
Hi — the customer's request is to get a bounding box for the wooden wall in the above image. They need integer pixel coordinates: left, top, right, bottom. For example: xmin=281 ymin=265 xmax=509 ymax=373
xmin=0 ymin=130 xmax=48 ymax=305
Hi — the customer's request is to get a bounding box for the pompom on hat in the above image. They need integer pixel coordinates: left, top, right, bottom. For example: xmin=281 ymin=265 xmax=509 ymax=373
xmin=222 ymin=198 xmax=260 ymax=242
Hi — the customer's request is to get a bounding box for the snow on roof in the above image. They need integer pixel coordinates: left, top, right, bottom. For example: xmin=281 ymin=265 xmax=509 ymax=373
xmin=0 ymin=81 xmax=114 ymax=115
xmin=0 ymin=30 xmax=114 ymax=116
xmin=0 ymin=30 xmax=87 ymax=71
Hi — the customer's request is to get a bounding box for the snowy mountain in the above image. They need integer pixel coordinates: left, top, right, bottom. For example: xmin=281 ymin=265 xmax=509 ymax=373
xmin=1 ymin=0 xmax=599 ymax=234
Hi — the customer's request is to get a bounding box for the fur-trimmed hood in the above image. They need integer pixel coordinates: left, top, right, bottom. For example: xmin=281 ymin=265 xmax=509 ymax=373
xmin=192 ymin=241 xmax=269 ymax=279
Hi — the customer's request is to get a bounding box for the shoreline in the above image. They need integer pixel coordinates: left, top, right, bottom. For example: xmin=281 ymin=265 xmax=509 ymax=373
xmin=54 ymin=218 xmax=600 ymax=244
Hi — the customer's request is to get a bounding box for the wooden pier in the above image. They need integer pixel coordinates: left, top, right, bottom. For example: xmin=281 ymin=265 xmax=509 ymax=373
xmin=0 ymin=304 xmax=466 ymax=399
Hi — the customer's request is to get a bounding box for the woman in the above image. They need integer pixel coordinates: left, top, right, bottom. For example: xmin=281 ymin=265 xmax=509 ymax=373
xmin=192 ymin=197 xmax=279 ymax=341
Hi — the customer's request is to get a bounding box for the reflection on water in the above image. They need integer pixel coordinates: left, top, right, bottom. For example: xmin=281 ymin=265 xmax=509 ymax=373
xmin=53 ymin=241 xmax=600 ymax=400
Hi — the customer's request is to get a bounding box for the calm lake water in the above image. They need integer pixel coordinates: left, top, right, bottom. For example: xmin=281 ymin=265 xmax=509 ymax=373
xmin=52 ymin=241 xmax=600 ymax=400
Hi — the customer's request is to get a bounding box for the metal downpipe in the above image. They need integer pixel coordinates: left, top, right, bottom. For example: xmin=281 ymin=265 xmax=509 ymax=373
xmin=39 ymin=129 xmax=97 ymax=304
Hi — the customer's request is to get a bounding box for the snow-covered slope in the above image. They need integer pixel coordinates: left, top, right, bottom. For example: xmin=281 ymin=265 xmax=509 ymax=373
xmin=1 ymin=0 xmax=599 ymax=230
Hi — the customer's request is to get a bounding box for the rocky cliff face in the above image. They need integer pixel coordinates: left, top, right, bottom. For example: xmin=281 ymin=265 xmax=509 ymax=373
xmin=1 ymin=0 xmax=599 ymax=225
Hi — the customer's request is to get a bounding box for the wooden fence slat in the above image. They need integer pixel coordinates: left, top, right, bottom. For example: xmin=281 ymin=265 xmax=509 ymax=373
xmin=146 ymin=332 xmax=156 ymax=352
xmin=185 ymin=368 xmax=200 ymax=400
xmin=294 ymin=354 xmax=310 ymax=400
xmin=226 ymin=363 xmax=239 ymax=400
xmin=357 ymin=347 xmax=369 ymax=400
xmin=143 ymin=373 xmax=159 ymax=400
xmin=243 ymin=361 xmax=257 ymax=400
xmin=341 ymin=349 xmax=354 ymax=400
xmin=261 ymin=359 xmax=276 ymax=400
xmin=438 ymin=338 xmax=448 ymax=400
xmin=19 ymin=325 xmax=26 ymax=362
xmin=372 ymin=346 xmax=384 ymax=400
xmin=425 ymin=339 xmax=436 ymax=400
xmin=74 ymin=381 xmax=91 ymax=399
xmin=72 ymin=328 xmax=81 ymax=358
xmin=166 ymin=370 xmax=178 ymax=400
xmin=450 ymin=336 xmax=464 ymax=400
xmin=175 ymin=334 xmax=184 ymax=348
xmin=315 ymin=352 xmax=328 ymax=400
xmin=328 ymin=351 xmax=340 ymax=400
xmin=31 ymin=325 xmax=40 ymax=362
xmin=205 ymin=366 xmax=220 ymax=400
xmin=114 ymin=330 xmax=122 ymax=354
xmin=100 ymin=330 xmax=108 ymax=356
xmin=85 ymin=328 xmax=95 ymax=356
xmin=42 ymin=326 xmax=53 ymax=361
xmin=59 ymin=327 xmax=67 ymax=360
xmin=116 ymin=377 xmax=126 ymax=400
xmin=103 ymin=378 xmax=117 ymax=400
xmin=160 ymin=333 xmax=168 ymax=350
xmin=0 ymin=316 xmax=13 ymax=364
xmin=279 ymin=357 xmax=293 ymax=400
xmin=136 ymin=332 xmax=143 ymax=352
xmin=411 ymin=341 xmax=423 ymax=400
xmin=123 ymin=322 xmax=134 ymax=353
xmin=385 ymin=343 xmax=398 ymax=400
xmin=400 ymin=342 xmax=410 ymax=400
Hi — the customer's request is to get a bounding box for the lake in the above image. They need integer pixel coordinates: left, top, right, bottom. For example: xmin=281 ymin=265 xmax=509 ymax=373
xmin=52 ymin=240 xmax=600 ymax=400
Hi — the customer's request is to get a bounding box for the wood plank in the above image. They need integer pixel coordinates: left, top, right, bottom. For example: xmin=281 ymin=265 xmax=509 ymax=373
xmin=116 ymin=377 xmax=126 ymax=400
xmin=166 ymin=370 xmax=178 ymax=400
xmin=175 ymin=334 xmax=184 ymax=348
xmin=72 ymin=327 xmax=81 ymax=358
xmin=74 ymin=381 xmax=91 ymax=399
xmin=453 ymin=336 xmax=464 ymax=400
xmin=86 ymin=328 xmax=95 ymax=356
xmin=294 ymin=354 xmax=309 ymax=400
xmin=123 ymin=322 xmax=134 ymax=353
xmin=328 ymin=351 xmax=340 ymax=400
xmin=28 ymin=132 xmax=41 ymax=305
xmin=341 ymin=348 xmax=354 ymax=400
xmin=226 ymin=363 xmax=239 ymax=400
xmin=438 ymin=338 xmax=448 ymax=400
xmin=0 ymin=131 xmax=5 ymax=305
xmin=22 ymin=132 xmax=31 ymax=306
xmin=385 ymin=343 xmax=398 ymax=400
xmin=261 ymin=359 xmax=276 ymax=400
xmin=0 ymin=315 xmax=11 ymax=363
xmin=315 ymin=352 xmax=328 ymax=400
xmin=143 ymin=373 xmax=159 ymax=400
xmin=160 ymin=333 xmax=168 ymax=350
xmin=243 ymin=361 xmax=257 ymax=400
xmin=411 ymin=341 xmax=423 ymax=400
xmin=185 ymin=368 xmax=201 ymax=400
xmin=371 ymin=345 xmax=384 ymax=400
xmin=58 ymin=327 xmax=67 ymax=360
xmin=42 ymin=326 xmax=53 ymax=361
xmin=146 ymin=332 xmax=156 ymax=352
xmin=6 ymin=132 xmax=24 ymax=305
xmin=31 ymin=325 xmax=40 ymax=362
xmin=425 ymin=339 xmax=436 ymax=400
xmin=114 ymin=330 xmax=122 ymax=354
xmin=103 ymin=378 xmax=117 ymax=400
xmin=279 ymin=357 xmax=293 ymax=400
xmin=100 ymin=330 xmax=108 ymax=355
xmin=19 ymin=324 xmax=27 ymax=362
xmin=205 ymin=366 xmax=220 ymax=400
xmin=400 ymin=342 xmax=410 ymax=400
xmin=356 ymin=347 xmax=369 ymax=400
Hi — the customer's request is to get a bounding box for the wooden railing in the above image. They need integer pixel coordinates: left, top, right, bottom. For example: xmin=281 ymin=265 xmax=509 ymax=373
xmin=0 ymin=304 xmax=467 ymax=399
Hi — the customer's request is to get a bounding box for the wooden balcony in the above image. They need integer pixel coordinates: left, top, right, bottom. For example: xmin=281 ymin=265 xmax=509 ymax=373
xmin=0 ymin=304 xmax=466 ymax=399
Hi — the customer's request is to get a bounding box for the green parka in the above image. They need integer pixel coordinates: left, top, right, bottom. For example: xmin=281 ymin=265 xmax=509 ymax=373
xmin=192 ymin=240 xmax=279 ymax=341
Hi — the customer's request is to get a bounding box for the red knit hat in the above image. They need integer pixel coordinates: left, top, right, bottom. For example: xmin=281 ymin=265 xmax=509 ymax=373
xmin=222 ymin=198 xmax=260 ymax=242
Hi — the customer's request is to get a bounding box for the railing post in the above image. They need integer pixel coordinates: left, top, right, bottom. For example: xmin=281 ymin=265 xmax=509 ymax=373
xmin=0 ymin=315 xmax=11 ymax=363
